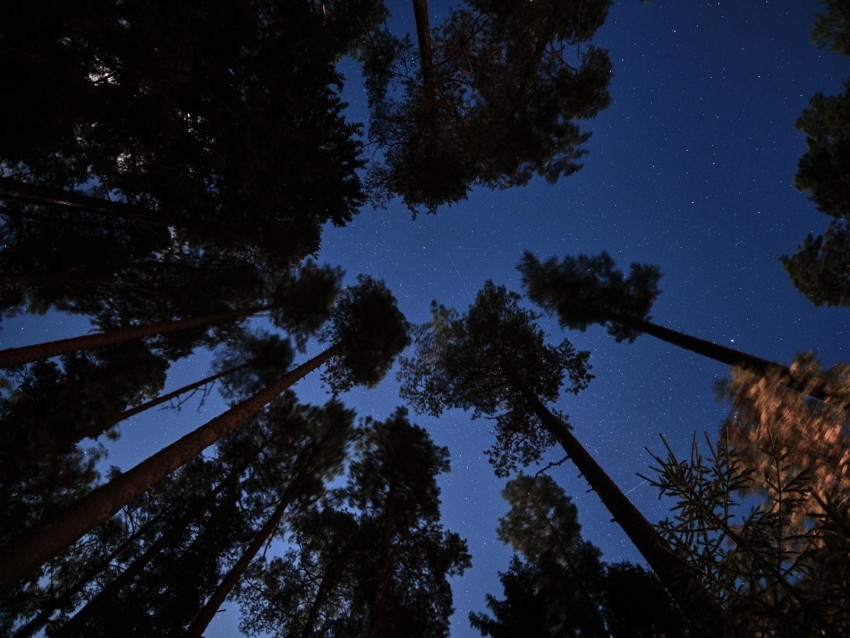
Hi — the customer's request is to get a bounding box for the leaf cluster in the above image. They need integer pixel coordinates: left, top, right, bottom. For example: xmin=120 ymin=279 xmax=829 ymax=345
xmin=399 ymin=281 xmax=591 ymax=475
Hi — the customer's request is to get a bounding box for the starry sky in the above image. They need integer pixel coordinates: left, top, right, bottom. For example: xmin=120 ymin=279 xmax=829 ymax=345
xmin=5 ymin=1 xmax=848 ymax=636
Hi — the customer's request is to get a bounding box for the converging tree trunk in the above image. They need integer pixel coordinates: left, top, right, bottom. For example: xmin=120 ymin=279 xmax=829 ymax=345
xmin=411 ymin=0 xmax=434 ymax=89
xmin=185 ymin=490 xmax=294 ymax=638
xmin=0 ymin=304 xmax=275 ymax=369
xmin=51 ymin=452 xmax=257 ymax=638
xmin=509 ymin=373 xmax=717 ymax=626
xmin=0 ymin=344 xmax=340 ymax=594
xmin=44 ymin=356 xmax=261 ymax=458
xmin=187 ymin=414 xmax=350 ymax=638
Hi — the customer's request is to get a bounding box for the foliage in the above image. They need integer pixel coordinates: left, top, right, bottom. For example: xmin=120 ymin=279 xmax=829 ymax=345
xmin=518 ymin=251 xmax=661 ymax=342
xmin=213 ymin=331 xmax=295 ymax=403
xmin=366 ymin=0 xmax=613 ymax=212
xmin=399 ymin=281 xmax=592 ymax=475
xmin=472 ymin=474 xmax=683 ymax=638
xmin=785 ymin=1 xmax=850 ymax=306
xmin=644 ymin=431 xmax=850 ymax=637
xmin=811 ymin=0 xmax=850 ymax=55
xmin=783 ymin=213 xmax=850 ymax=308
xmin=0 ymin=341 xmax=167 ymax=462
xmin=720 ymin=352 xmax=850 ymax=532
xmin=321 ymin=275 xmax=411 ymax=392
xmin=237 ymin=407 xmax=470 ymax=637
xmin=0 ymin=0 xmax=366 ymax=262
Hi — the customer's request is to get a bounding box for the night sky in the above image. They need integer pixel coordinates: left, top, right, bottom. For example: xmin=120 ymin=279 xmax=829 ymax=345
xmin=5 ymin=1 xmax=848 ymax=636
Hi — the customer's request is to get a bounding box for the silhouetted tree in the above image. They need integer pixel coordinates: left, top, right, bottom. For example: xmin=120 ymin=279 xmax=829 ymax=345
xmin=0 ymin=276 xmax=409 ymax=593
xmin=783 ymin=2 xmax=850 ymax=307
xmin=399 ymin=282 xmax=715 ymax=624
xmin=237 ymin=408 xmax=470 ymax=637
xmin=645 ymin=431 xmax=850 ymax=637
xmin=367 ymin=0 xmax=613 ymax=211
xmin=185 ymin=397 xmax=357 ymax=638
xmin=469 ymin=557 xmax=561 ymax=638
xmin=472 ymin=475 xmax=683 ymax=638
xmin=0 ymin=341 xmax=167 ymax=478
xmin=0 ymin=1 xmax=367 ymax=263
xmin=518 ymin=251 xmax=845 ymax=406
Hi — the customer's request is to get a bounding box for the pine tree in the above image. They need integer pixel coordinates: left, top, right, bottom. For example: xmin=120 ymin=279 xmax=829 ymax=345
xmin=399 ymin=282 xmax=716 ymax=624
xmin=0 ymin=276 xmax=409 ymax=593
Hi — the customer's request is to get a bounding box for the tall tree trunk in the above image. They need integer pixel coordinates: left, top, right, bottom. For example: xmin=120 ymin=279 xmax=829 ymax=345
xmin=509 ymin=374 xmax=718 ymax=626
xmin=615 ymin=315 xmax=838 ymax=405
xmin=52 ymin=455 xmax=255 ymax=638
xmin=411 ymin=0 xmax=434 ymax=89
xmin=615 ymin=314 xmax=781 ymax=374
xmin=11 ymin=504 xmax=171 ymax=638
xmin=184 ymin=490 xmax=294 ymax=638
xmin=0 ymin=176 xmax=166 ymax=225
xmin=367 ymin=481 xmax=397 ymax=638
xmin=0 ymin=304 xmax=274 ymax=369
xmin=0 ymin=344 xmax=341 ymax=594
xmin=59 ymin=358 xmax=256 ymax=451
xmin=186 ymin=418 xmax=348 ymax=638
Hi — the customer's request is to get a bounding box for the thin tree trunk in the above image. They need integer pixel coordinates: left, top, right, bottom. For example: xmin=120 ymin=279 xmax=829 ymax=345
xmin=0 ymin=304 xmax=274 ymax=369
xmin=187 ymin=416 xmax=348 ymax=638
xmin=52 ymin=454 xmax=256 ymax=638
xmin=184 ymin=490 xmax=294 ymax=638
xmin=300 ymin=559 xmax=338 ymax=638
xmin=0 ymin=176 xmax=166 ymax=225
xmin=616 ymin=315 xmax=839 ymax=405
xmin=9 ymin=360 xmax=257 ymax=472
xmin=411 ymin=0 xmax=434 ymax=89
xmin=73 ymin=359 xmax=256 ymax=444
xmin=367 ymin=481 xmax=397 ymax=638
xmin=11 ymin=505 xmax=170 ymax=638
xmin=0 ymin=343 xmax=341 ymax=594
xmin=509 ymin=374 xmax=718 ymax=627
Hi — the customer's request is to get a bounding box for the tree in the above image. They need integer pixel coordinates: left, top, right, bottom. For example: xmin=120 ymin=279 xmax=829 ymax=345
xmin=783 ymin=2 xmax=850 ymax=307
xmin=811 ymin=0 xmax=850 ymax=55
xmin=471 ymin=474 xmax=683 ymax=638
xmin=496 ymin=474 xmax=608 ymax=636
xmin=0 ymin=302 xmax=276 ymax=370
xmin=237 ymin=407 xmax=470 ymax=638
xmin=365 ymin=0 xmax=613 ymax=211
xmin=469 ymin=556 xmax=564 ymax=638
xmin=782 ymin=219 xmax=850 ymax=307
xmin=518 ymin=251 xmax=842 ymax=405
xmin=719 ymin=352 xmax=850 ymax=531
xmin=0 ymin=1 xmax=368 ymax=263
xmin=645 ymin=431 xmax=850 ymax=637
xmin=0 ymin=341 xmax=168 ymax=478
xmin=185 ymin=397 xmax=357 ymax=638
xmin=0 ymin=276 xmax=409 ymax=593
xmin=399 ymin=282 xmax=716 ymax=624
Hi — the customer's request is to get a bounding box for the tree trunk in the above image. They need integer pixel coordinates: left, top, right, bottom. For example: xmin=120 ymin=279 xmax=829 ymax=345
xmin=510 ymin=375 xmax=719 ymax=627
xmin=367 ymin=481 xmax=397 ymax=638
xmin=411 ymin=0 xmax=434 ymax=89
xmin=73 ymin=359 xmax=255 ymax=446
xmin=184 ymin=490 xmax=293 ymax=638
xmin=51 ymin=455 xmax=255 ymax=638
xmin=11 ymin=505 xmax=169 ymax=638
xmin=0 ymin=176 xmax=166 ymax=225
xmin=0 ymin=343 xmax=341 ymax=594
xmin=186 ymin=417 xmax=348 ymax=637
xmin=616 ymin=315 xmax=839 ymax=406
xmin=0 ymin=304 xmax=274 ymax=369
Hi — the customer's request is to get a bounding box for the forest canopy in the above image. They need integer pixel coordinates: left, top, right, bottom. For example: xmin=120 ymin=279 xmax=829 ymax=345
xmin=1 ymin=1 xmax=848 ymax=637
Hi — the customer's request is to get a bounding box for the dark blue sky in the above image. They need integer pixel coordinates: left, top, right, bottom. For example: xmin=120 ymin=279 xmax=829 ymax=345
xmin=311 ymin=1 xmax=849 ymax=635
xmin=5 ymin=1 xmax=846 ymax=636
